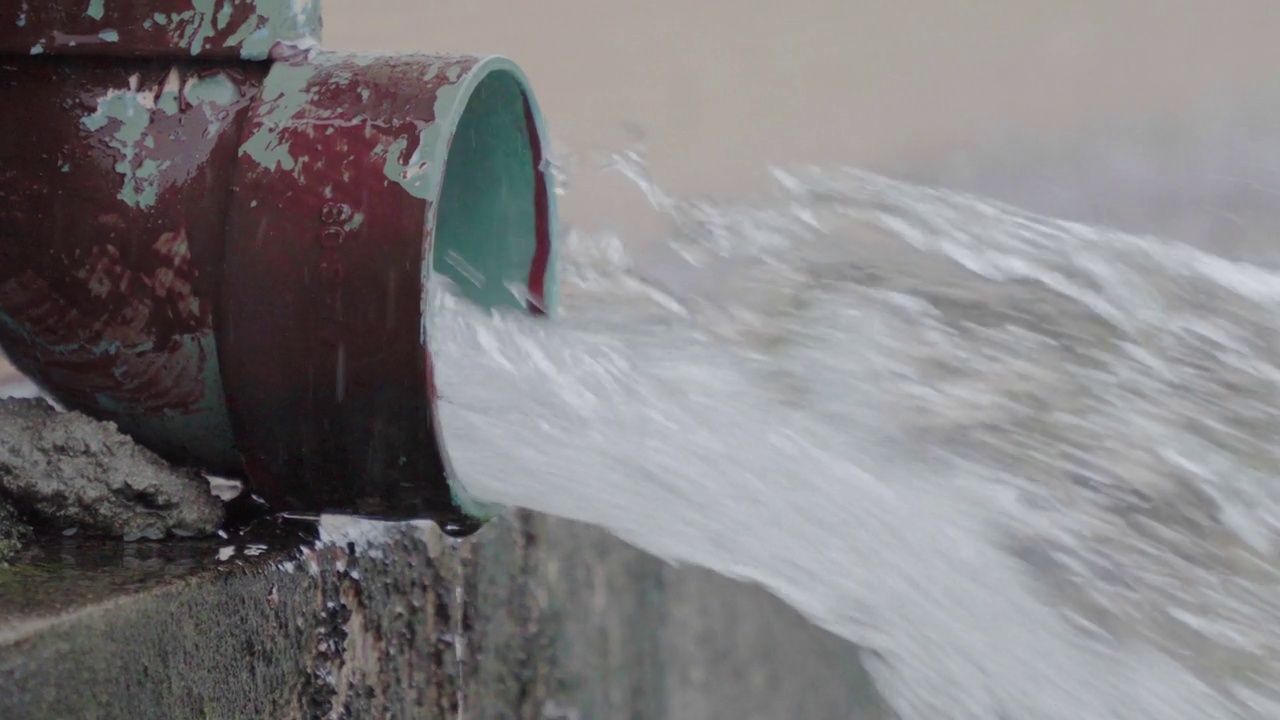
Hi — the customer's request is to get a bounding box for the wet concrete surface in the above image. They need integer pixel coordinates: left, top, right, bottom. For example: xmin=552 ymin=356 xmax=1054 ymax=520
xmin=0 ymin=510 xmax=890 ymax=720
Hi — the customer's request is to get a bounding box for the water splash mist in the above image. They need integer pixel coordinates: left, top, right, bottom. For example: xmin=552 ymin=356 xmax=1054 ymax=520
xmin=427 ymin=148 xmax=1280 ymax=719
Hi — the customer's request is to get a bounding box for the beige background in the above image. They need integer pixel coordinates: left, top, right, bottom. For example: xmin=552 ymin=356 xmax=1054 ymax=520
xmin=324 ymin=0 xmax=1280 ymax=236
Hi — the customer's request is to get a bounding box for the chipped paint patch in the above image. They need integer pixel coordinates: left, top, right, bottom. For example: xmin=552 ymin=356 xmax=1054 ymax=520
xmin=186 ymin=0 xmax=219 ymax=54
xmin=215 ymin=1 xmax=233 ymax=31
xmin=78 ymin=69 xmax=242 ymax=209
xmin=380 ymin=136 xmax=434 ymax=200
xmin=185 ymin=72 xmax=242 ymax=139
xmin=221 ymin=0 xmax=321 ymax=60
xmin=81 ymin=76 xmax=179 ymax=209
xmin=184 ymin=73 xmax=239 ymax=106
xmin=97 ymin=29 xmax=118 ymax=42
xmin=381 ymin=71 xmax=468 ymax=205
xmin=28 ymin=43 xmax=41 ymax=55
xmin=165 ymin=7 xmax=216 ymax=57
xmin=237 ymin=61 xmax=318 ymax=172
xmin=2 ymin=0 xmax=319 ymax=58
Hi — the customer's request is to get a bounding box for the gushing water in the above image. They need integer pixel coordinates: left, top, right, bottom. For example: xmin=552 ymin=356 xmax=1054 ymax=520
xmin=428 ymin=151 xmax=1280 ymax=720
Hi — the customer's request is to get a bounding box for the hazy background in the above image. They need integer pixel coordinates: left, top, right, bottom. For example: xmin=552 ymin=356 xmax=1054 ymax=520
xmin=323 ymin=0 xmax=1280 ymax=249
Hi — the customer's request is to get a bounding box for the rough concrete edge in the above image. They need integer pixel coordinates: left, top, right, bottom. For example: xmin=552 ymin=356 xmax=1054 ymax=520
xmin=0 ymin=510 xmax=887 ymax=720
xmin=0 ymin=396 xmax=225 ymax=562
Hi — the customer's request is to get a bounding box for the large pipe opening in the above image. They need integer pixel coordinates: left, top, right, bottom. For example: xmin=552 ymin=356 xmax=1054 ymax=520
xmin=432 ymin=67 xmax=551 ymax=314
xmin=427 ymin=61 xmax=556 ymax=526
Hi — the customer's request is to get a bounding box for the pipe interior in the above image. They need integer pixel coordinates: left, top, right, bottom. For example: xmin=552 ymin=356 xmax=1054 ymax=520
xmin=432 ymin=69 xmax=543 ymax=311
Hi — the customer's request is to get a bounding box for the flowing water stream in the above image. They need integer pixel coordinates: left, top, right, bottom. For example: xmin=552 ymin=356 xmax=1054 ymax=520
xmin=427 ymin=149 xmax=1280 ymax=719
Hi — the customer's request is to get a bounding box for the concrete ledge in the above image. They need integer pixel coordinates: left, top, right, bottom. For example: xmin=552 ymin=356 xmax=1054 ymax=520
xmin=0 ymin=510 xmax=890 ymax=719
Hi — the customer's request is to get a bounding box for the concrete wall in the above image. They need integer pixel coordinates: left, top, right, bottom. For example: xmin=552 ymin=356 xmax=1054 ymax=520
xmin=0 ymin=511 xmax=891 ymax=719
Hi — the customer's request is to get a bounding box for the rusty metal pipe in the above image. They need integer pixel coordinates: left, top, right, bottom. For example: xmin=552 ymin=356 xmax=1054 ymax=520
xmin=0 ymin=1 xmax=557 ymax=534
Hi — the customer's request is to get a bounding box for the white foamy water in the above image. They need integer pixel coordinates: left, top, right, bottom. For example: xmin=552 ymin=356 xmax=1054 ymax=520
xmin=428 ymin=152 xmax=1280 ymax=720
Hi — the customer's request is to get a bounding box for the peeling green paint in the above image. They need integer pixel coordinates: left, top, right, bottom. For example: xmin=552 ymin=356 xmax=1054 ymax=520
xmin=98 ymin=29 xmax=119 ymax=42
xmin=167 ymin=10 xmax=202 ymax=54
xmin=379 ymin=57 xmax=544 ymax=215
xmin=215 ymin=1 xmax=233 ymax=31
xmin=81 ymin=86 xmax=179 ymax=209
xmin=86 ymin=0 xmax=105 ymax=21
xmin=380 ymin=76 xmax=466 ymax=208
xmin=222 ymin=17 xmax=257 ymax=48
xmin=219 ymin=0 xmax=322 ymax=60
xmin=159 ymin=0 xmax=311 ymax=57
xmin=156 ymin=87 xmax=179 ymax=115
xmin=185 ymin=74 xmax=239 ymax=106
xmin=380 ymin=135 xmax=432 ymax=201
xmin=130 ymin=159 xmax=165 ymax=207
xmin=185 ymin=0 xmax=219 ymax=55
xmin=28 ymin=43 xmax=41 ymax=55
xmin=236 ymin=28 xmax=276 ymax=60
xmin=238 ymin=61 xmax=318 ymax=172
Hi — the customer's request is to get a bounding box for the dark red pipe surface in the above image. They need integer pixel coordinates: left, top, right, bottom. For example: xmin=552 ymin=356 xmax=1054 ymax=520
xmin=0 ymin=2 xmax=556 ymax=533
xmin=0 ymin=57 xmax=261 ymax=473
xmin=0 ymin=0 xmax=321 ymax=59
